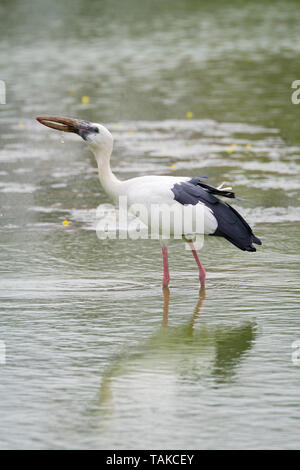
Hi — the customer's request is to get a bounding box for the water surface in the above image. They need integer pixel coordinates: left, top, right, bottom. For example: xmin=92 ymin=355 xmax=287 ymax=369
xmin=0 ymin=0 xmax=300 ymax=449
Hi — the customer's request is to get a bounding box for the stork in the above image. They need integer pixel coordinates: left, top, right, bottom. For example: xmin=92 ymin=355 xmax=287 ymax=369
xmin=36 ymin=116 xmax=262 ymax=288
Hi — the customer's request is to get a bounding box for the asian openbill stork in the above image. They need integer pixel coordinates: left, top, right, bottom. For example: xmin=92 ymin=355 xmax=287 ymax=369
xmin=36 ymin=116 xmax=262 ymax=288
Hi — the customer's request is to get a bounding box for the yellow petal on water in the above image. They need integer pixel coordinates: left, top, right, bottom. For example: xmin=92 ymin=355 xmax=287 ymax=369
xmin=227 ymin=147 xmax=233 ymax=154
xmin=171 ymin=163 xmax=176 ymax=170
xmin=62 ymin=220 xmax=69 ymax=226
xmin=128 ymin=129 xmax=135 ymax=134
xmin=186 ymin=111 xmax=193 ymax=119
xmin=18 ymin=121 xmax=24 ymax=127
xmin=81 ymin=95 xmax=90 ymax=104
xmin=247 ymin=144 xmax=252 ymax=149
xmin=231 ymin=143 xmax=237 ymax=147
xmin=69 ymin=89 xmax=77 ymax=94
xmin=115 ymin=123 xmax=122 ymax=129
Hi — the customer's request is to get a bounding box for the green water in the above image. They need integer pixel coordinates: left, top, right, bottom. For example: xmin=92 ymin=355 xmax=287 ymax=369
xmin=0 ymin=0 xmax=299 ymax=449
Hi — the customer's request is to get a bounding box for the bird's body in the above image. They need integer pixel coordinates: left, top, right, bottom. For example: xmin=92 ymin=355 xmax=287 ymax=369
xmin=36 ymin=116 xmax=262 ymax=288
xmin=110 ymin=174 xmax=221 ymax=238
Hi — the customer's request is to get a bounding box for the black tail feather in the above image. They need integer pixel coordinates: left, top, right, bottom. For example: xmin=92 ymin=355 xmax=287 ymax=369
xmin=212 ymin=203 xmax=262 ymax=252
xmin=252 ymin=235 xmax=262 ymax=245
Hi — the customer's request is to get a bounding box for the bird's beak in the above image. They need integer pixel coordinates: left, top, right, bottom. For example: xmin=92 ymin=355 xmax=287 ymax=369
xmin=36 ymin=115 xmax=84 ymax=134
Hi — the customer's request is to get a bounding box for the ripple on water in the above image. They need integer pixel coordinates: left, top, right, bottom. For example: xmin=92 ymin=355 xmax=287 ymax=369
xmin=0 ymin=182 xmax=39 ymax=193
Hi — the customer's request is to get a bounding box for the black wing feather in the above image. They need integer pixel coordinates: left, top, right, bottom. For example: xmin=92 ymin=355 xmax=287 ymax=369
xmin=189 ymin=177 xmax=236 ymax=198
xmin=171 ymin=179 xmax=262 ymax=252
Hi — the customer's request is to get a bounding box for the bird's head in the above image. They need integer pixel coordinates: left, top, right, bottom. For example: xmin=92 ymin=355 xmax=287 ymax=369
xmin=36 ymin=116 xmax=113 ymax=163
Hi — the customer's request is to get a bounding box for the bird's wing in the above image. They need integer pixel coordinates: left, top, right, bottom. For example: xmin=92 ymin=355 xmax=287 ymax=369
xmin=171 ymin=179 xmax=262 ymax=252
xmin=188 ymin=177 xmax=236 ymax=198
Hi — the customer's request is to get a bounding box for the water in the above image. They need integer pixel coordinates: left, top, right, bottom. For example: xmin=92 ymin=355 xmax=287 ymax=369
xmin=0 ymin=0 xmax=300 ymax=449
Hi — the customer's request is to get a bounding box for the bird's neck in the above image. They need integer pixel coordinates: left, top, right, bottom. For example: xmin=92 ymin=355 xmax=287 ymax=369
xmin=93 ymin=146 xmax=122 ymax=202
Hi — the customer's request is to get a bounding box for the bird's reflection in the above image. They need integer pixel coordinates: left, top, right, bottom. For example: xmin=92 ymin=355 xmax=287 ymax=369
xmin=97 ymin=287 xmax=256 ymax=413
xmin=162 ymin=285 xmax=206 ymax=330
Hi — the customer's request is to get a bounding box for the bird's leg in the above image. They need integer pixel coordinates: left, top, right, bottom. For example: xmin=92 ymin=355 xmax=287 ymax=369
xmin=188 ymin=240 xmax=206 ymax=287
xmin=161 ymin=245 xmax=170 ymax=287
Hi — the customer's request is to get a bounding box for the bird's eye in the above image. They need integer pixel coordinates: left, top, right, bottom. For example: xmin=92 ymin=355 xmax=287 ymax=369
xmin=93 ymin=127 xmax=99 ymax=133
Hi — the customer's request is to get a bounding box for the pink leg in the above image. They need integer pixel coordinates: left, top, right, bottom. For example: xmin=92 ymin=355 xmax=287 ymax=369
xmin=188 ymin=241 xmax=206 ymax=287
xmin=162 ymin=245 xmax=170 ymax=287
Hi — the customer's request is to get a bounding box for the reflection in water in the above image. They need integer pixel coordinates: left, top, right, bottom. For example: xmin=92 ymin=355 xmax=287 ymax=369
xmin=98 ymin=289 xmax=256 ymax=417
xmin=162 ymin=285 xmax=206 ymax=330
